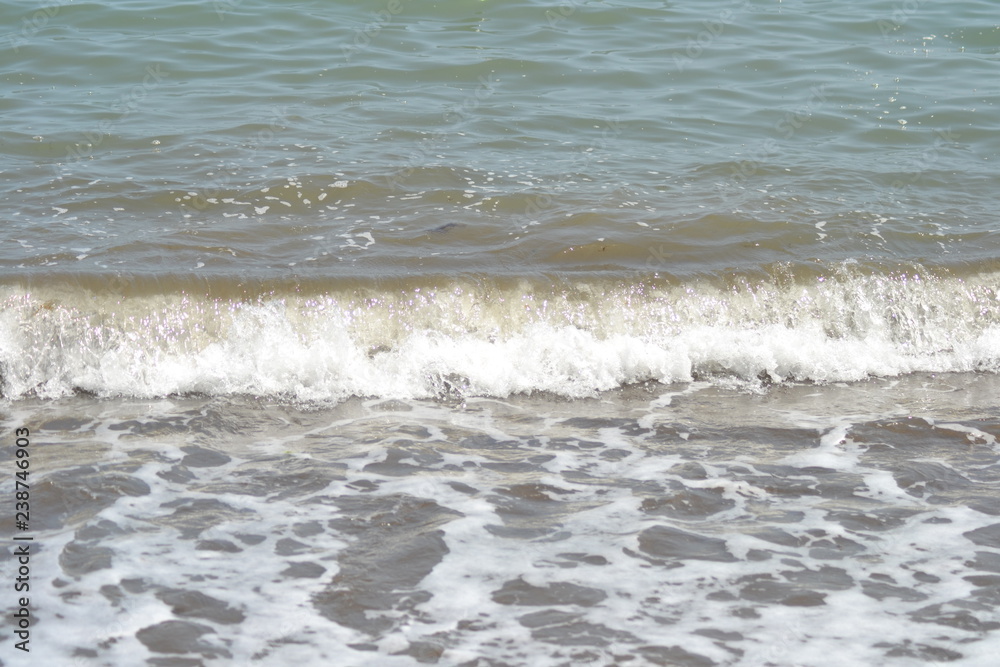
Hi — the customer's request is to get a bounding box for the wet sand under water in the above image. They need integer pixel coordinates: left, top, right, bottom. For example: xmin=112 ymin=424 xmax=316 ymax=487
xmin=2 ymin=373 xmax=1000 ymax=666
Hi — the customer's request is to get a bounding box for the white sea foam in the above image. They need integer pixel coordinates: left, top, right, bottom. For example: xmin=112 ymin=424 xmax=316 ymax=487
xmin=8 ymin=383 xmax=1000 ymax=667
xmin=1 ymin=268 xmax=998 ymax=400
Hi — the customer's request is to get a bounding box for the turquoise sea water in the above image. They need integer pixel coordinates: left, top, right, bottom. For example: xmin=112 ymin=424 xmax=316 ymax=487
xmin=2 ymin=2 xmax=1000 ymax=666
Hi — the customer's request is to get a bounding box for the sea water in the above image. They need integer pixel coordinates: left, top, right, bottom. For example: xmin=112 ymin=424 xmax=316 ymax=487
xmin=1 ymin=1 xmax=999 ymax=665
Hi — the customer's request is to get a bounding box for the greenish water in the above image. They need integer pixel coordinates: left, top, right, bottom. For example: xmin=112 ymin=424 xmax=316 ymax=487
xmin=2 ymin=4 xmax=1000 ymax=666
xmin=3 ymin=0 xmax=998 ymax=281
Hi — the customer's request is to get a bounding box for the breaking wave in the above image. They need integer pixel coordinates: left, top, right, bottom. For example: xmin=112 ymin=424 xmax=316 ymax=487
xmin=2 ymin=263 xmax=999 ymax=401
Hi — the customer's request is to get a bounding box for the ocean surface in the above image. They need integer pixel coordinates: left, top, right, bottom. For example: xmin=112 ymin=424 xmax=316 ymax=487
xmin=1 ymin=0 xmax=999 ymax=665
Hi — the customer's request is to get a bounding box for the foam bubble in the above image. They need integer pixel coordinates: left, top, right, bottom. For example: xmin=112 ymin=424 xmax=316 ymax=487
xmin=1 ymin=266 xmax=999 ymax=400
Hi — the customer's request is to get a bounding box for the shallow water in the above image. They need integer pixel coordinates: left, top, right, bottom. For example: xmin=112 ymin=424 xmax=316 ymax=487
xmin=2 ymin=375 xmax=1000 ymax=665
xmin=2 ymin=0 xmax=1000 ymax=665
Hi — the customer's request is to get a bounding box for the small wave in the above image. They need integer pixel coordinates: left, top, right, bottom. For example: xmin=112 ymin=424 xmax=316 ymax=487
xmin=1 ymin=264 xmax=998 ymax=401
